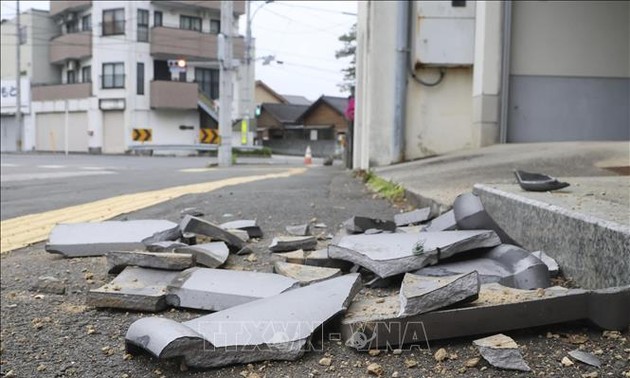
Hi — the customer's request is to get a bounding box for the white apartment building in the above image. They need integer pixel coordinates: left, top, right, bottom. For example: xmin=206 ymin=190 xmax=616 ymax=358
xmin=1 ymin=9 xmax=59 ymax=152
xmin=19 ymin=0 xmax=250 ymax=154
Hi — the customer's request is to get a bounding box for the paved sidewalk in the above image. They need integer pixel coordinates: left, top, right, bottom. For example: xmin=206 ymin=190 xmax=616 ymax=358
xmin=374 ymin=141 xmax=629 ymax=211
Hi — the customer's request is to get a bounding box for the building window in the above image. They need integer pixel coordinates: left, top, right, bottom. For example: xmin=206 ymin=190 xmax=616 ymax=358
xmin=67 ymin=70 xmax=77 ymax=84
xmin=102 ymin=62 xmax=124 ymax=88
xmin=82 ymin=14 xmax=92 ymax=31
xmin=195 ymin=68 xmax=219 ymax=99
xmin=154 ymin=11 xmax=162 ymax=27
xmin=180 ymin=15 xmax=202 ymax=32
xmin=67 ymin=19 xmax=78 ymax=33
xmin=137 ymin=9 xmax=149 ymax=42
xmin=82 ymin=65 xmax=91 ymax=83
xmin=210 ymin=19 xmax=220 ymax=34
xmin=137 ymin=62 xmax=144 ymax=95
xmin=102 ymin=8 xmax=125 ymax=36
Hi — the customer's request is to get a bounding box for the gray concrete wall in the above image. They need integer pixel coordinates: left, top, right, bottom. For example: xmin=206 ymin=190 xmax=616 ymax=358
xmin=508 ymin=76 xmax=630 ymax=142
xmin=508 ymin=1 xmax=630 ymax=143
xmin=264 ymin=139 xmax=337 ymax=158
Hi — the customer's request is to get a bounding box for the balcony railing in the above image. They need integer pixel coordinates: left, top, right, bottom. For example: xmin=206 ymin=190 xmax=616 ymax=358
xmin=151 ymin=1 xmax=245 ymax=16
xmin=150 ymin=26 xmax=245 ymax=61
xmin=32 ymin=82 xmax=92 ymax=101
xmin=49 ymin=31 xmax=92 ymax=64
xmin=150 ymin=80 xmax=198 ymax=110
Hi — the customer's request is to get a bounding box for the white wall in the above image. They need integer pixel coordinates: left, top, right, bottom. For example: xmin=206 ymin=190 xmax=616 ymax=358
xmin=1 ymin=10 xmax=59 ymax=82
xmin=354 ymin=1 xmax=397 ymax=168
xmin=511 ymin=1 xmax=630 ymax=78
xmin=145 ymin=109 xmax=199 ymax=145
xmin=471 ymin=1 xmax=503 ymax=147
xmin=405 ymin=67 xmax=474 ymax=158
xmin=355 ymin=1 xmax=477 ymax=168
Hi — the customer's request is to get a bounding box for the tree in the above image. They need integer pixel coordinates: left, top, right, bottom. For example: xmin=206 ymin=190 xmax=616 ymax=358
xmin=335 ymin=23 xmax=356 ymax=94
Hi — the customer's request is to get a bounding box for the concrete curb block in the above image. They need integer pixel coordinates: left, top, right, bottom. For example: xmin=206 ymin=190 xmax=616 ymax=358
xmin=473 ymin=184 xmax=630 ymax=289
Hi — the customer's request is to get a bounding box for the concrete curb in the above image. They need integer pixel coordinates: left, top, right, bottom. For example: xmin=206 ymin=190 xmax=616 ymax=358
xmin=473 ymin=183 xmax=630 ymax=289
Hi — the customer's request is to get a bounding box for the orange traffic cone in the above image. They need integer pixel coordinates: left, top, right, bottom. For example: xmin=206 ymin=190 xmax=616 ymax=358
xmin=304 ymin=145 xmax=312 ymax=165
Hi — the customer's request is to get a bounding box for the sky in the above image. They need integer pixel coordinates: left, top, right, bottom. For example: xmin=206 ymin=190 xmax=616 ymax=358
xmin=1 ymin=0 xmax=357 ymax=101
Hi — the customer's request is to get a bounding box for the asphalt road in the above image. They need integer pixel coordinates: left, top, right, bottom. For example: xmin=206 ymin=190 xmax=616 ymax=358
xmin=0 ymin=153 xmax=627 ymax=378
xmin=0 ymin=153 xmax=318 ymax=220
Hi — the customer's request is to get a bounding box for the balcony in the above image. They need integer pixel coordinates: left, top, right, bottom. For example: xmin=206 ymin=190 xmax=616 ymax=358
xmin=32 ymin=83 xmax=92 ymax=102
xmin=151 ymin=1 xmax=245 ymax=16
xmin=150 ymin=26 xmax=245 ymax=61
xmin=50 ymin=32 xmax=92 ymax=64
xmin=50 ymin=1 xmax=92 ymax=17
xmin=150 ymin=80 xmax=198 ymax=110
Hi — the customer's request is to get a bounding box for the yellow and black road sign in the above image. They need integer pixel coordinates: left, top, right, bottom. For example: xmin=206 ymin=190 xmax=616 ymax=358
xmin=200 ymin=128 xmax=220 ymax=144
xmin=132 ymin=128 xmax=152 ymax=142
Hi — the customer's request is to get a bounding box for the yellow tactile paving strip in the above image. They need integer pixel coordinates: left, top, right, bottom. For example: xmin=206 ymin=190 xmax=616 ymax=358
xmin=1 ymin=167 xmax=306 ymax=254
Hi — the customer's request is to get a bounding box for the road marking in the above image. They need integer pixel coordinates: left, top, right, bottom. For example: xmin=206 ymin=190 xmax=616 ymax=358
xmin=0 ymin=167 xmax=306 ymax=254
xmin=179 ymin=168 xmax=217 ymax=173
xmin=1 ymin=171 xmax=116 ymax=183
xmin=37 ymin=165 xmax=66 ymax=169
xmin=1 ymin=163 xmax=19 ymax=167
xmin=80 ymin=166 xmax=108 ymax=170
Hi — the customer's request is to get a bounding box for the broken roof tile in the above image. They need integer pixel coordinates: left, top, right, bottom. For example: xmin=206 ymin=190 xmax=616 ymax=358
xmin=343 ymin=216 xmax=396 ymax=234
xmin=341 ymin=283 xmax=630 ymax=349
xmin=273 ymin=261 xmax=341 ymax=285
xmin=46 ymin=220 xmax=179 ymax=257
xmin=174 ymin=242 xmax=229 ymax=269
xmin=473 ymin=334 xmax=531 ymax=372
xmin=398 ymin=272 xmax=479 ymax=317
xmin=329 ymin=230 xmax=501 ymax=278
xmin=394 ymin=208 xmax=431 ymax=227
xmin=106 ymin=251 xmax=194 ymax=274
xmin=415 ymin=244 xmax=551 ymax=290
xmin=269 ymin=236 xmax=317 ymax=252
xmin=219 ymin=220 xmax=263 ymax=239
xmin=126 ymin=274 xmax=362 ymax=369
xmin=180 ymin=215 xmax=246 ymax=251
xmin=285 ymin=224 xmax=311 ymax=237
xmin=165 ymin=267 xmax=298 ymax=311
xmin=87 ymin=266 xmax=179 ymax=312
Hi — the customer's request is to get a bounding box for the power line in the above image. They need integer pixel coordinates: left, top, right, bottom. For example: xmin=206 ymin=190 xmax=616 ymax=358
xmin=273 ymin=1 xmax=357 ymax=17
xmin=259 ymin=7 xmax=341 ymax=37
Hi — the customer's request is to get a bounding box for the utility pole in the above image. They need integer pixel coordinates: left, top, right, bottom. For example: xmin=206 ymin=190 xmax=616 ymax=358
xmin=218 ymin=0 xmax=234 ymax=167
xmin=15 ymin=0 xmax=22 ymax=151
xmin=244 ymin=0 xmax=252 ymax=146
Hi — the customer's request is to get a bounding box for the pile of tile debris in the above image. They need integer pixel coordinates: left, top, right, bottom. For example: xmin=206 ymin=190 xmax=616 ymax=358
xmin=41 ymin=194 xmax=629 ymax=371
